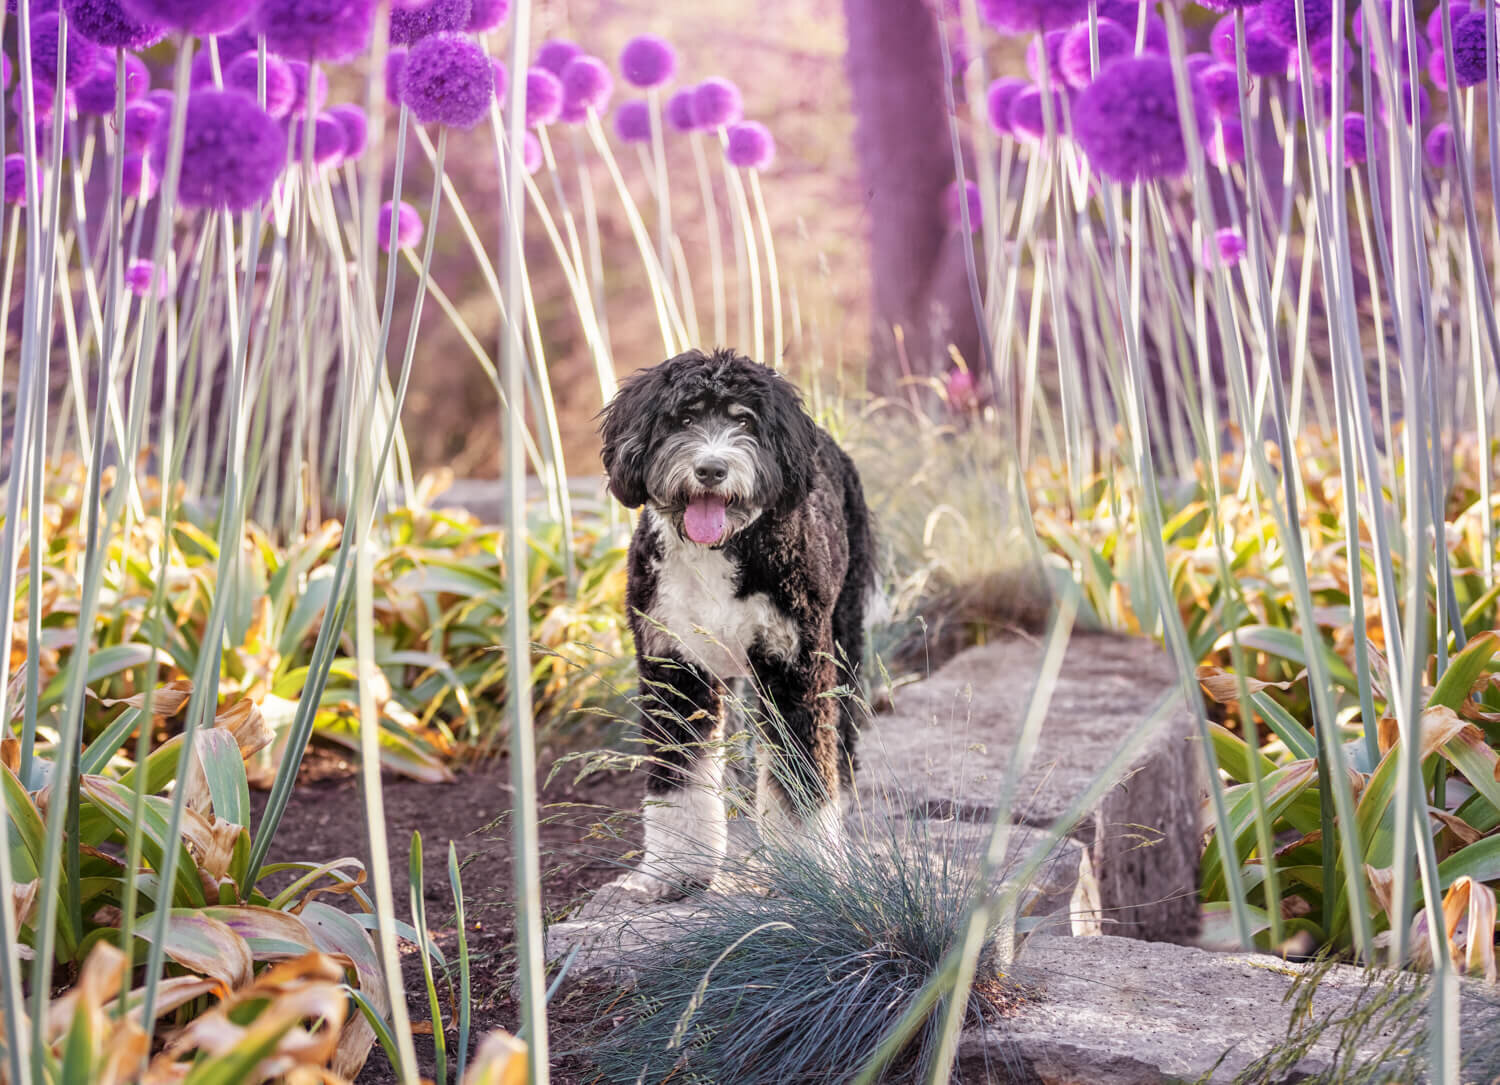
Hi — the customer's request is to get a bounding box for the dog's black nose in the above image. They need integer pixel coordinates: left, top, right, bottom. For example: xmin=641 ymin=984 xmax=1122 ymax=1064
xmin=694 ymin=458 xmax=729 ymax=486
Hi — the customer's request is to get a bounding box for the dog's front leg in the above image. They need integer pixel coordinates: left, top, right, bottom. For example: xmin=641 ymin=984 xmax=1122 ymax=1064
xmin=612 ymin=655 xmax=729 ymax=899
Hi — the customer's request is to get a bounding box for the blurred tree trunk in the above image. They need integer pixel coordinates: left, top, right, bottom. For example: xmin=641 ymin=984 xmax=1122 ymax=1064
xmin=842 ymin=0 xmax=979 ymax=396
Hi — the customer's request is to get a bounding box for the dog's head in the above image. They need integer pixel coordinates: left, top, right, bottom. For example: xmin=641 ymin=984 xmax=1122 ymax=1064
xmin=599 ymin=349 xmax=821 ymax=546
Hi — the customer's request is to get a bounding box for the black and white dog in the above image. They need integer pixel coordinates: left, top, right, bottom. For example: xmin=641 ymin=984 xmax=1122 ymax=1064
xmin=599 ymin=348 xmax=875 ymax=898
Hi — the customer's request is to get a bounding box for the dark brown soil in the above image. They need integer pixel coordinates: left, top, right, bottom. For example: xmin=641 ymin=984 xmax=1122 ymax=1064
xmin=248 ymin=753 xmax=640 ymax=1084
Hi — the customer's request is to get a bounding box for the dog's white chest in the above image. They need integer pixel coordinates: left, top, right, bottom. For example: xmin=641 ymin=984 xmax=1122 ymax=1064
xmin=646 ymin=539 xmax=798 ymax=680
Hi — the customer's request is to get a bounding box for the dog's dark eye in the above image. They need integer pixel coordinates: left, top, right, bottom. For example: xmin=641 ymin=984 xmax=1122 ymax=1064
xmin=736 ymin=417 xmax=754 ymax=432
xmin=679 ymin=414 xmax=694 ymax=428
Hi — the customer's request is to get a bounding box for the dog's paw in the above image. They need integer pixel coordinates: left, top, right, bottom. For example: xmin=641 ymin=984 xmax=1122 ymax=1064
xmin=575 ymin=866 xmax=708 ymax=919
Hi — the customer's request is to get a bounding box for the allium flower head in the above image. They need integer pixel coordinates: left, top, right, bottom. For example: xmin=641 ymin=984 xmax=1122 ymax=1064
xmin=224 ymin=53 xmax=296 ymax=118
xmin=1186 ymin=52 xmax=1216 ymax=78
xmin=1059 ymin=19 xmax=1133 ymax=89
xmin=121 ymin=99 xmax=160 ymax=153
xmin=559 ymin=55 xmax=612 ymax=121
xmin=725 ymin=120 xmax=774 ymax=168
xmin=620 ymin=34 xmax=677 ymax=88
xmin=118 ymin=0 xmax=254 ymax=35
xmin=401 ymin=32 xmax=495 ymax=129
xmin=522 ymin=130 xmax=542 ymax=172
xmin=613 ymin=98 xmax=651 ymax=142
xmin=524 ymin=67 xmax=562 ymax=125
xmin=1377 ymin=81 xmax=1429 ymax=124
xmin=946 ymin=368 xmax=978 ymax=411
xmin=160 ymin=89 xmax=286 ymax=210
xmin=1008 ymin=84 xmax=1066 ymax=142
xmin=386 ymin=51 xmax=408 ymax=106
xmin=145 ymin=88 xmax=173 ymax=112
xmin=3 ymin=154 xmax=35 ymax=205
xmin=256 ymin=0 xmax=376 ymax=64
xmin=1074 ymin=54 xmax=1211 ymax=182
xmin=5 ymin=0 xmax=60 ymax=13
xmin=986 ymin=76 xmax=1028 ymax=134
xmin=491 ymin=57 xmax=507 ymax=102
xmin=1289 ymin=35 xmax=1354 ymax=85
xmin=1211 ymin=12 xmax=1290 ymax=76
xmin=124 ymin=258 xmax=168 ymax=297
xmin=121 ymin=152 xmax=157 ymax=198
xmin=389 ymin=0 xmax=470 ymax=46
xmin=327 ymin=103 xmax=367 ymax=158
xmin=61 ymin=0 xmax=165 ymax=49
xmin=1261 ymin=0 xmax=1332 ymax=47
xmin=1210 ymin=117 xmax=1244 ymax=167
xmin=535 ymin=39 xmax=581 ymax=76
xmin=1095 ymin=0 xmax=1143 ymax=24
xmin=977 ymin=0 xmax=1087 ymax=35
xmin=691 ymin=77 xmax=742 ymax=128
xmin=1197 ymin=0 xmax=1266 ymax=9
xmin=466 ymin=0 xmax=508 ymax=32
xmin=75 ymin=54 xmax=150 ymax=115
xmin=1205 ymin=227 xmax=1247 ymax=267
xmin=286 ymin=60 xmax=329 ymax=116
xmin=1329 ymin=111 xmax=1369 ymax=165
xmin=1424 ymin=121 xmax=1454 ymax=168
xmin=292 ymin=113 xmax=347 ymax=167
xmin=1025 ymin=29 xmax=1069 ymax=84
xmin=30 ymin=13 xmax=101 ymax=89
xmin=1428 ymin=2 xmax=1468 ymax=48
xmin=1353 ymin=2 xmax=1426 ymax=65
xmin=379 ymin=199 xmax=423 ymax=251
xmin=665 ymin=86 xmax=697 ymax=131
xmin=1198 ymin=62 xmax=1242 ymax=117
xmin=1451 ymin=10 xmax=1489 ymax=87
xmin=943 ymin=179 xmax=981 ymax=230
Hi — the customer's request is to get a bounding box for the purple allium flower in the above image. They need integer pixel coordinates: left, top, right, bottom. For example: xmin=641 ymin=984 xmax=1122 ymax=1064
xmin=1424 ymin=121 xmax=1454 ymax=168
xmin=535 ymin=39 xmax=581 ymax=76
xmin=1186 ymin=52 xmax=1216 ymax=78
xmin=691 ymin=76 xmax=742 ymax=128
xmin=15 ymin=79 xmax=63 ymax=120
xmin=160 ymin=89 xmax=286 ymax=210
xmin=223 ymin=53 xmax=296 ymax=118
xmin=725 ymin=120 xmax=774 ymax=168
xmin=292 ymin=113 xmax=347 ymax=166
xmin=1428 ymin=42 xmax=1452 ymax=91
xmin=401 ymin=32 xmax=495 ymax=129
xmin=1290 ymin=35 xmax=1354 ymax=85
xmin=1210 ymin=117 xmax=1244 ymax=167
xmin=1211 ymin=12 xmax=1290 ymax=76
xmin=946 ymin=367 xmax=978 ymax=411
xmin=379 ymin=199 xmax=422 ymax=251
xmin=1261 ymin=0 xmax=1332 ymax=47
xmin=613 ymin=97 xmax=651 ymax=142
xmin=327 ymin=103 xmax=367 ymax=158
xmin=620 ymin=34 xmax=677 ymax=88
xmin=977 ymin=0 xmax=1088 ymax=35
xmin=389 ymin=0 xmax=470 ymax=45
xmin=61 ymin=0 xmax=165 ymax=49
xmin=386 ymin=51 xmax=407 ymax=106
xmin=120 ymin=99 xmax=159 ymax=153
xmin=1142 ymin=14 xmax=1168 ymax=53
xmin=256 ymin=0 xmax=376 ymax=64
xmin=1329 ymin=111 xmax=1369 ymax=165
xmin=522 ymin=129 xmax=541 ymax=172
xmin=1025 ymin=28 xmax=1069 ymax=84
xmin=524 ymin=67 xmax=562 ymax=125
xmin=986 ymin=76 xmax=1028 ymax=134
xmin=1095 ymin=0 xmax=1142 ymax=25
xmin=559 ymin=55 xmax=612 ymax=122
xmin=1352 ymin=1 xmax=1426 ymax=64
xmin=1074 ymin=54 xmax=1210 ymax=182
xmin=1428 ymin=2 xmax=1468 ymax=48
xmin=145 ymin=87 xmax=173 ymax=112
xmin=1198 ymin=62 xmax=1242 ymax=117
xmin=121 ymin=151 xmax=156 ymax=198
xmin=30 ymin=13 xmax=101 ymax=89
xmin=1378 ymin=81 xmax=1430 ymax=124
xmin=74 ymin=53 xmax=150 ymax=115
xmin=4 ymin=0 xmax=60 ymax=13
xmin=665 ymin=86 xmax=697 ymax=131
xmin=1197 ymin=0 xmax=1265 ymax=9
xmin=124 ymin=258 xmax=167 ymax=297
xmin=1205 ymin=227 xmax=1247 ymax=267
xmin=117 ymin=0 xmax=254 ymax=35
xmin=1059 ymin=19 xmax=1133 ymax=89
xmin=1008 ymin=85 xmax=1066 ymax=142
xmin=943 ymin=178 xmax=981 ymax=230
xmin=285 ymin=60 xmax=329 ymax=116
xmin=466 ymin=0 xmax=507 ymax=32
xmin=491 ymin=57 xmax=507 ymax=102
xmin=1451 ymin=11 xmax=1490 ymax=87
xmin=3 ymin=154 xmax=35 ymax=205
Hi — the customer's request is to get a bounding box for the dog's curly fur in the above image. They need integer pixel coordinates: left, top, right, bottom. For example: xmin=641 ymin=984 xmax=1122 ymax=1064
xmin=599 ymin=348 xmax=875 ymax=897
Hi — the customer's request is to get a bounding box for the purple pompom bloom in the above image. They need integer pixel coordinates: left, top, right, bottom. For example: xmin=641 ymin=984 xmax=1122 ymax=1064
xmin=1261 ymin=0 xmax=1332 ymax=47
xmin=613 ymin=98 xmax=651 ymax=142
xmin=1352 ymin=1 xmax=1427 ymax=65
xmin=327 ymin=103 xmax=367 ymax=158
xmin=466 ymin=0 xmax=507 ymax=32
xmin=1211 ymin=12 xmax=1290 ymax=76
xmin=389 ymin=0 xmax=470 ymax=45
xmin=978 ymin=0 xmax=1087 ymax=35
xmin=986 ymin=76 xmax=1028 ymax=134
xmin=725 ymin=120 xmax=774 ymax=168
xmin=1203 ymin=227 xmax=1247 ymax=267
xmin=491 ymin=57 xmax=507 ymax=102
xmin=665 ymin=86 xmax=697 ymax=131
xmin=379 ymin=199 xmax=423 ymax=251
xmin=1197 ymin=0 xmax=1265 ymax=8
xmin=522 ymin=129 xmax=542 ymax=172
xmin=3 ymin=154 xmax=35 ymax=205
xmin=1290 ymin=35 xmax=1354 ymax=85
xmin=120 ymin=99 xmax=159 ymax=153
xmin=224 ymin=53 xmax=296 ymax=118
xmin=161 ymin=89 xmax=286 ymax=210
xmin=524 ymin=67 xmax=562 ymax=126
xmin=559 ymin=55 xmax=612 ymax=122
xmin=61 ymin=0 xmax=165 ymax=48
xmin=1074 ymin=54 xmax=1211 ymax=182
xmin=1186 ymin=52 xmax=1216 ymax=78
xmin=117 ymin=0 xmax=254 ymax=35
xmin=121 ymin=152 xmax=156 ymax=198
xmin=620 ymin=34 xmax=677 ymax=88
xmin=1210 ymin=117 xmax=1245 ymax=167
xmin=386 ymin=51 xmax=407 ymax=106
xmin=1329 ymin=112 xmax=1369 ymax=165
xmin=124 ymin=258 xmax=167 ymax=297
xmin=74 ymin=54 xmax=150 ymax=115
xmin=1198 ymin=62 xmax=1241 ymax=117
xmin=286 ymin=60 xmax=329 ymax=116
xmin=256 ymin=0 xmax=376 ymax=63
xmin=943 ymin=179 xmax=981 ymax=230
xmin=1451 ymin=11 xmax=1489 ymax=87
xmin=691 ymin=77 xmax=742 ymax=128
xmin=1377 ymin=82 xmax=1429 ymax=124
xmin=292 ymin=113 xmax=347 ymax=167
xmin=1428 ymin=2 xmax=1468 ymax=48
xmin=145 ymin=88 xmax=173 ymax=112
xmin=30 ymin=13 xmax=101 ymax=90
xmin=1095 ymin=0 xmax=1142 ymax=24
xmin=1059 ymin=19 xmax=1133 ymax=89
xmin=401 ymin=32 xmax=495 ymax=129
xmin=4 ymin=0 xmax=60 ymax=13
xmin=1025 ymin=29 xmax=1068 ymax=83
xmin=535 ymin=39 xmax=581 ymax=76
xmin=1008 ymin=85 xmax=1066 ymax=142
xmin=1424 ymin=121 xmax=1454 ymax=168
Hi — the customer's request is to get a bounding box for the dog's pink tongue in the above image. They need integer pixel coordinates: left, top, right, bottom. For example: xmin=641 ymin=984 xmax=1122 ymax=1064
xmin=684 ymin=495 xmax=728 ymax=544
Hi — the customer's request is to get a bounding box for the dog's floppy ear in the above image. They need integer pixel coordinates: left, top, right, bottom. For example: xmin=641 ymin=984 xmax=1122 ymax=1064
xmin=760 ymin=372 xmax=822 ymax=511
xmin=598 ymin=365 xmax=663 ymax=508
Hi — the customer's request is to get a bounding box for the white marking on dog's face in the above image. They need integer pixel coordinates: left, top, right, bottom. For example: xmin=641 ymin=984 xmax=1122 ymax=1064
xmin=643 ymin=399 xmax=773 ymax=545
